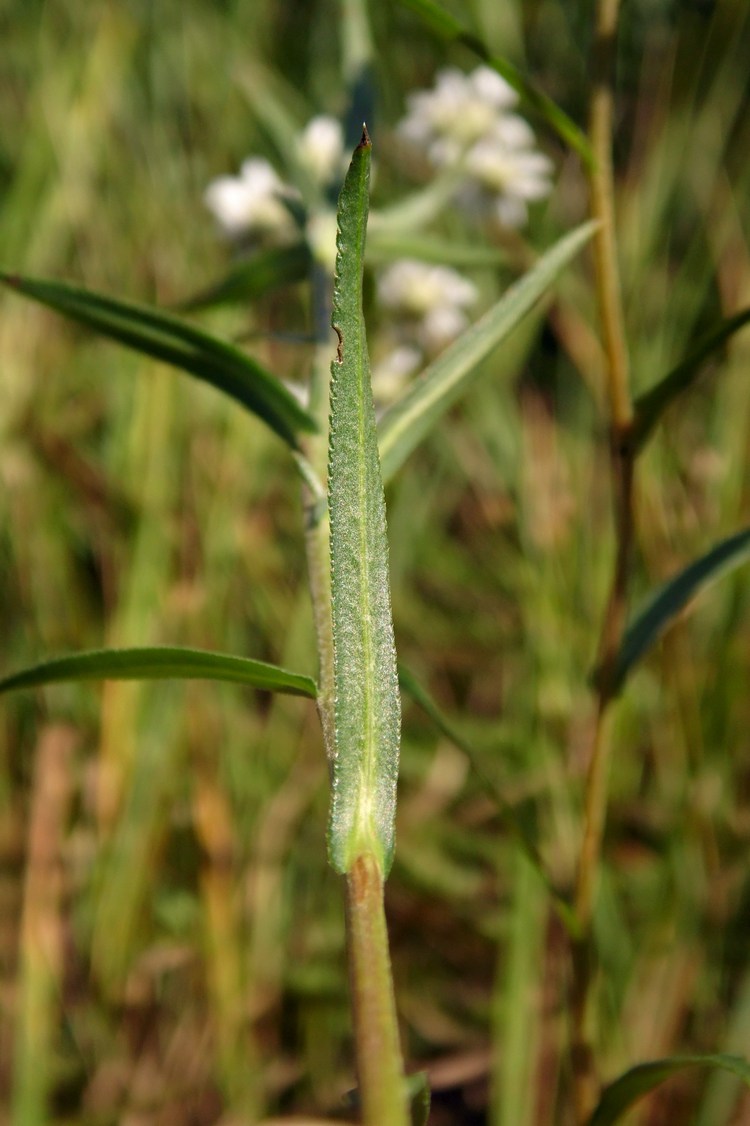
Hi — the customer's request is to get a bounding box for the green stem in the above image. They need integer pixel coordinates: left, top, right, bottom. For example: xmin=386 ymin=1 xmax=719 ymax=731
xmin=346 ymin=853 xmax=409 ymax=1126
xmin=572 ymin=0 xmax=635 ymax=1120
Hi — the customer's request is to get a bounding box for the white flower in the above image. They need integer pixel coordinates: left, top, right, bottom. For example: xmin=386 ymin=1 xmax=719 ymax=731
xmin=371 ymin=342 xmax=423 ymax=404
xmin=297 ymin=115 xmax=346 ymax=188
xmin=372 ymin=259 xmax=478 ymax=402
xmin=204 ymin=157 xmax=299 ymax=239
xmin=305 ymin=208 xmax=338 ymax=271
xmin=399 ymin=67 xmax=517 ymax=161
xmin=377 ymin=259 xmax=478 ymax=321
xmin=396 ymin=65 xmax=553 ymax=229
xmin=421 ymin=304 xmax=471 ymax=352
xmin=464 ymin=124 xmax=554 ymax=228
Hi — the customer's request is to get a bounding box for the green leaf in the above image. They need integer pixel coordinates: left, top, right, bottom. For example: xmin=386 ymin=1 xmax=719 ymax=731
xmin=367 ymin=230 xmax=506 ymax=268
xmin=395 ymin=0 xmax=593 ymax=168
xmin=378 ymin=221 xmax=597 ymax=483
xmin=0 ymin=272 xmax=317 ymax=448
xmin=327 ymin=127 xmax=401 ymax=877
xmin=588 ymin=1054 xmax=750 ymax=1126
xmin=631 ymin=307 xmax=750 ymax=452
xmin=603 ymin=526 xmax=750 ymax=695
xmin=406 ymin=1071 xmax=431 ymax=1126
xmin=177 ymin=242 xmax=312 ymax=311
xmin=0 ymin=647 xmax=317 ymax=699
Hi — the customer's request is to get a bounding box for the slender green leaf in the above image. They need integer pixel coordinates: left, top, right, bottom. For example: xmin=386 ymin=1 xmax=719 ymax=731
xmin=0 ymin=647 xmax=317 ymax=699
xmin=367 ymin=230 xmax=506 ymax=267
xmin=588 ymin=1054 xmax=750 ymax=1126
xmin=604 ymin=526 xmax=750 ymax=695
xmin=327 ymin=127 xmax=401 ymax=876
xmin=0 ymin=272 xmax=317 ymax=447
xmin=395 ymin=0 xmax=593 ymax=167
xmin=406 ymin=1071 xmax=431 ymax=1126
xmin=378 ymin=221 xmax=597 ymax=483
xmin=177 ymin=242 xmax=312 ymax=311
xmin=632 ymin=307 xmax=750 ymax=452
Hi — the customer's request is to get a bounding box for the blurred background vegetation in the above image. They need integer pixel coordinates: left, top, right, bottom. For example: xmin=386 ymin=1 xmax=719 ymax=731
xmin=2 ymin=1 xmax=750 ymax=1123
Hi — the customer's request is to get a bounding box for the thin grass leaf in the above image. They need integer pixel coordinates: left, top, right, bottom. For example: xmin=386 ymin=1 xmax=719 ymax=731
xmin=0 ymin=647 xmax=317 ymax=699
xmin=588 ymin=1054 xmax=750 ymax=1126
xmin=177 ymin=242 xmax=312 ymax=311
xmin=327 ymin=127 xmax=401 ymax=877
xmin=632 ymin=307 xmax=750 ymax=452
xmin=0 ymin=273 xmax=317 ymax=448
xmin=603 ymin=526 xmax=750 ymax=695
xmin=395 ymin=0 xmax=593 ymax=167
xmin=378 ymin=221 xmax=597 ymax=483
xmin=366 ymin=230 xmax=506 ymax=267
xmin=406 ymin=1071 xmax=431 ymax=1126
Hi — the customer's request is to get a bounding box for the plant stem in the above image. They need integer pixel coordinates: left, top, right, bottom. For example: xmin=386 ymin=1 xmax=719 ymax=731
xmin=571 ymin=0 xmax=635 ymax=1120
xmin=302 ymin=260 xmax=407 ymax=1120
xmin=346 ymin=853 xmax=409 ymax=1126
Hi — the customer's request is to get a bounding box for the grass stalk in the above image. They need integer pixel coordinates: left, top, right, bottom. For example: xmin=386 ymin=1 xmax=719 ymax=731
xmin=571 ymin=0 xmax=636 ymax=1118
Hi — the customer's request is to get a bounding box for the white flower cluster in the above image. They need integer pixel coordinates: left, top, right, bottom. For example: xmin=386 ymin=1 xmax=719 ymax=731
xmin=202 ymin=101 xmax=502 ymax=403
xmin=204 ymin=158 xmax=299 ymax=241
xmin=204 ymin=115 xmax=346 ymax=268
xmin=397 ymin=66 xmax=553 ymax=229
xmin=372 ymin=260 xmax=479 ymax=401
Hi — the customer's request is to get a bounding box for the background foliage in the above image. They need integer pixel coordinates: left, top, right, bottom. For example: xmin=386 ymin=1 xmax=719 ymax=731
xmin=2 ymin=1 xmax=750 ymax=1123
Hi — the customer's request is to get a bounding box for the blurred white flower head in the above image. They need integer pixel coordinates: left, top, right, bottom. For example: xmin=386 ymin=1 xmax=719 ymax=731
xmin=397 ymin=65 xmax=553 ymax=229
xmin=371 ymin=342 xmax=423 ymax=405
xmin=305 ymin=208 xmax=339 ymax=271
xmin=372 ymin=259 xmax=478 ymax=401
xmin=297 ymin=115 xmax=346 ymax=188
xmin=204 ymin=157 xmax=299 ymax=240
xmin=378 ymin=259 xmax=477 ymax=317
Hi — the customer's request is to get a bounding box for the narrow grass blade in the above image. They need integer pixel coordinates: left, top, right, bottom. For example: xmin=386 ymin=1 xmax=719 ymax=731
xmin=395 ymin=0 xmax=593 ymax=167
xmin=603 ymin=526 xmax=750 ymax=695
xmin=588 ymin=1054 xmax=750 ymax=1126
xmin=177 ymin=242 xmax=312 ymax=311
xmin=378 ymin=221 xmax=597 ymax=483
xmin=0 ymin=647 xmax=317 ymax=699
xmin=327 ymin=127 xmax=401 ymax=876
xmin=632 ymin=307 xmax=750 ymax=452
xmin=406 ymin=1071 xmax=431 ymax=1126
xmin=0 ymin=272 xmax=317 ymax=447
xmin=366 ymin=231 xmax=506 ymax=267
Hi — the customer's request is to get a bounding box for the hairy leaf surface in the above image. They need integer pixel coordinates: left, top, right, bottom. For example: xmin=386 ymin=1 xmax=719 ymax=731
xmin=327 ymin=128 xmax=401 ymax=876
